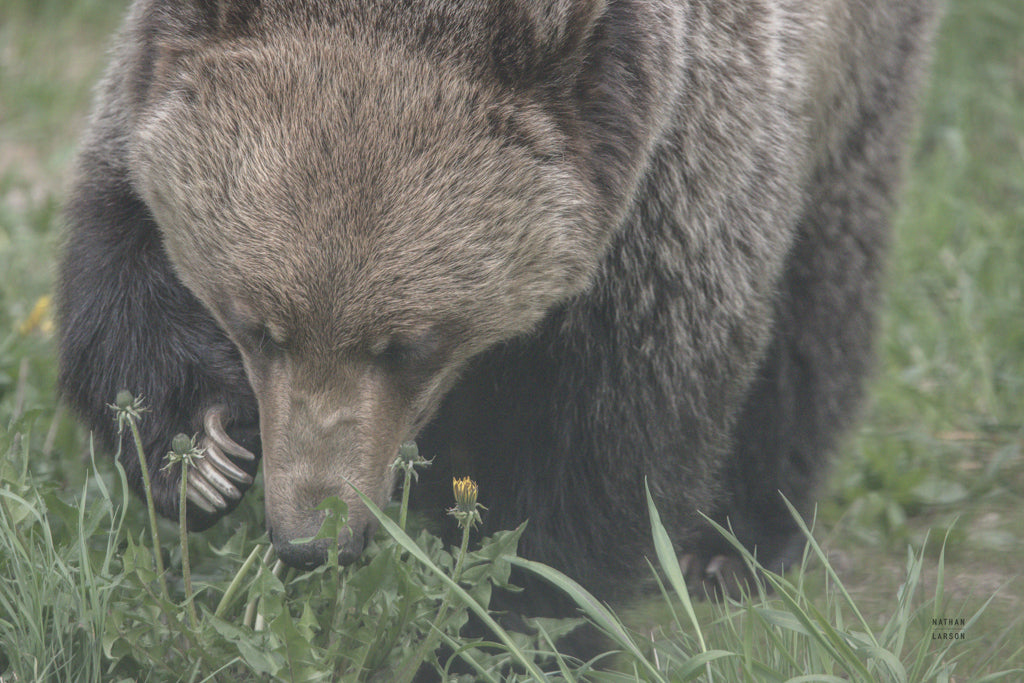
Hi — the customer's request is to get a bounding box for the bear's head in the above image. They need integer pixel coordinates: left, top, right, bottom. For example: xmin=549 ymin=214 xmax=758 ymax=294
xmin=128 ymin=13 xmax=612 ymax=567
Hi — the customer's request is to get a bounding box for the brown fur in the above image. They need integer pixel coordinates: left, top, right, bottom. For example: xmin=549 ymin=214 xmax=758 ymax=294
xmin=60 ymin=0 xmax=939 ymax=593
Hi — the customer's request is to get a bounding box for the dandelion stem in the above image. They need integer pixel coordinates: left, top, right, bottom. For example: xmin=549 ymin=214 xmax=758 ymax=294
xmin=452 ymin=521 xmax=472 ymax=586
xmin=391 ymin=441 xmax=430 ymax=532
xmin=178 ymin=460 xmax=198 ymax=630
xmin=393 ymin=486 xmax=477 ymax=683
xmin=126 ymin=413 xmax=169 ymax=602
xmin=399 ymin=466 xmax=412 ymax=531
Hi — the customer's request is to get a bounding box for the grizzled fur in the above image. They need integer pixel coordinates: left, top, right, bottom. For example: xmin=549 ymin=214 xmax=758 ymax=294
xmin=59 ymin=0 xmax=938 ymax=609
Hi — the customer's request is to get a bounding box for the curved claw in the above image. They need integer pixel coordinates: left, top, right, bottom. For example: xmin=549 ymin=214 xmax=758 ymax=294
xmin=186 ymin=445 xmax=247 ymax=513
xmin=203 ymin=441 xmax=253 ymax=486
xmin=196 ymin=448 xmax=244 ymax=500
xmin=185 ymin=487 xmax=217 ymax=514
xmin=204 ymin=406 xmax=257 ymax=462
xmin=184 ymin=405 xmax=258 ymax=517
xmin=678 ymin=552 xmax=751 ymax=601
xmin=187 ymin=468 xmax=228 ymax=512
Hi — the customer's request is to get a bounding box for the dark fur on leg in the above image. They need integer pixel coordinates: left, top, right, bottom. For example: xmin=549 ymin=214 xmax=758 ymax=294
xmin=58 ymin=149 xmax=259 ymax=530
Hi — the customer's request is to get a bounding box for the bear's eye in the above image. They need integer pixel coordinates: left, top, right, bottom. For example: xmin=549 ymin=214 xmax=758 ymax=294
xmin=377 ymin=339 xmax=423 ymax=369
xmin=373 ymin=331 xmax=445 ymax=375
xmin=237 ymin=324 xmax=286 ymax=357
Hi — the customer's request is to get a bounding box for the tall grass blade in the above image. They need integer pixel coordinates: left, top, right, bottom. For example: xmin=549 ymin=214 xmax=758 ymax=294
xmin=509 ymin=555 xmax=668 ymax=683
xmin=644 ymin=480 xmax=708 ymax=654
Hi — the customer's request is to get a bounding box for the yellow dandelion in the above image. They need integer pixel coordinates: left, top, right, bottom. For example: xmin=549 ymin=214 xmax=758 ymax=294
xmin=18 ymin=295 xmax=53 ymax=336
xmin=448 ymin=476 xmax=484 ymax=530
xmin=452 ymin=476 xmax=478 ymax=510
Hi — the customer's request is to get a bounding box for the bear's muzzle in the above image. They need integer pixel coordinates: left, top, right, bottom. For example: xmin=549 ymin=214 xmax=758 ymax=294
xmin=268 ymin=504 xmax=378 ymax=570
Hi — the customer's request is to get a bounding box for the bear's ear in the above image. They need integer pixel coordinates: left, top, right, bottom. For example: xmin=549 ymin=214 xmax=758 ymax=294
xmin=193 ymin=0 xmax=261 ymax=36
xmin=489 ymin=0 xmax=607 ymax=88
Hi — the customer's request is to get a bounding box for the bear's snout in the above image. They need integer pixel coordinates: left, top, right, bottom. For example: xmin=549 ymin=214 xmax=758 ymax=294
xmin=269 ymin=509 xmax=377 ymax=570
xmin=251 ymin=365 xmax=401 ymax=570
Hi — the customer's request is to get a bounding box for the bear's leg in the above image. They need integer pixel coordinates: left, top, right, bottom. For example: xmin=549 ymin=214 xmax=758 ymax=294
xmin=693 ymin=101 xmax=921 ymax=599
xmin=58 ymin=158 xmax=260 ymax=530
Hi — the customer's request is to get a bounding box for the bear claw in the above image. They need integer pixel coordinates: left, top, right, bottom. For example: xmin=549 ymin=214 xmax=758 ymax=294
xmin=186 ymin=464 xmax=228 ymax=512
xmin=678 ymin=552 xmax=753 ymax=601
xmin=203 ymin=406 xmax=257 ymax=461
xmin=185 ymin=406 xmax=256 ymax=513
xmin=201 ymin=440 xmax=252 ymax=486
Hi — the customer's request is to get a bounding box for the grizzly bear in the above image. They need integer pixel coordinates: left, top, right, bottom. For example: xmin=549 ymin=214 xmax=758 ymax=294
xmin=59 ymin=0 xmax=938 ymax=605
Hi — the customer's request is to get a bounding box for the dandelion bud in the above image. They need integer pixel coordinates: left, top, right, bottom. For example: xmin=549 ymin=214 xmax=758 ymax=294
xmin=452 ymin=477 xmax=478 ymax=511
xmin=390 ymin=440 xmax=431 ymax=481
xmin=164 ymin=433 xmax=204 ymax=469
xmin=171 ymin=433 xmax=194 ymax=456
xmin=398 ymin=441 xmax=419 ymax=462
xmin=115 ymin=390 xmax=135 ymax=409
xmin=448 ymin=476 xmax=484 ymax=531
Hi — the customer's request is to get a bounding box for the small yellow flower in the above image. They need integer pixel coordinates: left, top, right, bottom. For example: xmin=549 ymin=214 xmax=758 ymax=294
xmin=452 ymin=476 xmax=478 ymax=510
xmin=17 ymin=295 xmax=53 ymax=336
xmin=448 ymin=476 xmax=484 ymax=530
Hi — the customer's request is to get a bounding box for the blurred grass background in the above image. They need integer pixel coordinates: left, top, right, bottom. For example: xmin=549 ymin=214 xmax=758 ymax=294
xmin=1 ymin=0 xmax=1022 ymax=675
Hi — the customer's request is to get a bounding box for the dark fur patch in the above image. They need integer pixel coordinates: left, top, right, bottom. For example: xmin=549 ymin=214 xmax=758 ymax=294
xmin=195 ymin=0 xmax=262 ymax=36
xmin=59 ymin=151 xmax=260 ymax=530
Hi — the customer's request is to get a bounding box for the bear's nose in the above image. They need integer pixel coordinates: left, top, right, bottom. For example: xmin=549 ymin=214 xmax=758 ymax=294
xmin=269 ymin=517 xmax=373 ymax=570
xmin=273 ymin=533 xmax=329 ymax=570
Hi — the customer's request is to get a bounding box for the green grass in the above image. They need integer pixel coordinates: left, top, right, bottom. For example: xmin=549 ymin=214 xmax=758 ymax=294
xmin=2 ymin=0 xmax=1023 ymax=679
xmin=822 ymin=0 xmax=1024 ymax=664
